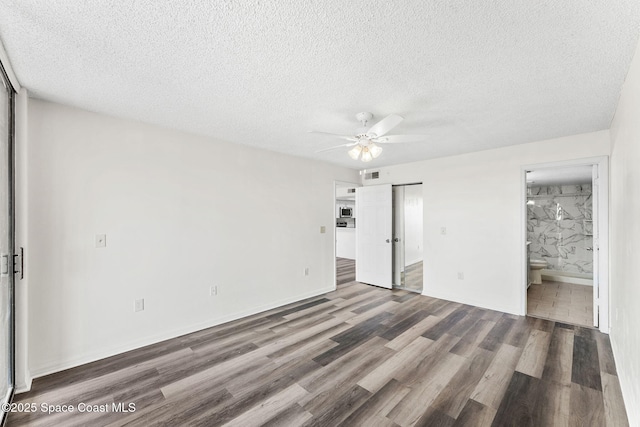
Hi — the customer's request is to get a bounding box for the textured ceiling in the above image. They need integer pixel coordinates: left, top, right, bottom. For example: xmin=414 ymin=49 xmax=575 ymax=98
xmin=0 ymin=1 xmax=639 ymax=170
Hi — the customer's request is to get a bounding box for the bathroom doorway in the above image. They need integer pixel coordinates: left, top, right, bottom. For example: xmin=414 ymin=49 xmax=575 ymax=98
xmin=522 ymin=158 xmax=609 ymax=331
xmin=392 ymin=184 xmax=423 ymax=293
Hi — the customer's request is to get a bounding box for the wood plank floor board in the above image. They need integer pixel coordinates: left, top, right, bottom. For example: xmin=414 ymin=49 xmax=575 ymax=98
xmin=393 ymin=333 xmax=461 ymax=386
xmin=351 ymin=295 xmax=396 ymax=314
xmin=337 ymin=379 xmax=409 ymax=426
xmin=447 ymin=307 xmax=486 ymax=337
xmin=384 ymin=315 xmax=442 ymax=351
xmin=392 ymin=292 xmax=419 ymax=303
xmin=571 ymin=334 xmax=602 ymax=391
xmin=452 ymin=399 xmax=497 ymax=427
xmin=223 ymin=383 xmax=309 ymax=427
xmin=594 ymin=331 xmax=618 ymax=376
xmin=470 ymin=343 xmax=523 ymax=410
xmin=343 ymin=300 xmax=399 ymax=326
xmin=414 ymin=407 xmax=456 ymax=427
xmin=386 ymin=351 xmax=467 ymax=426
xmin=357 ymin=336 xmax=434 ymax=393
xmin=260 ymin=404 xmax=313 ymax=427
xmin=515 ymin=329 xmax=552 ymax=378
xmin=299 ymin=336 xmax=391 ymax=400
xmin=379 ymin=309 xmax=430 ymax=341
xmin=429 ymin=346 xmax=497 ymax=418
xmin=266 ymin=298 xmax=331 ymax=319
xmin=490 ymin=371 xmax=542 ymax=427
xmin=479 ymin=315 xmax=517 ymax=352
xmin=569 ymin=383 xmax=605 ymax=427
xmin=8 ymin=282 xmax=628 ymax=427
xmin=449 ymin=318 xmax=496 ymax=358
xmin=534 ymin=379 xmax=571 ymax=427
xmin=265 ymin=322 xmax=348 ymax=363
xmin=190 ymin=360 xmax=320 ymax=426
xmin=601 ymin=372 xmax=630 ymax=427
xmin=336 ymin=257 xmax=356 ymax=285
xmin=422 ymin=306 xmax=470 ymax=340
xmin=541 ymin=326 xmax=574 ymax=385
xmin=301 ymin=384 xmax=371 ymax=427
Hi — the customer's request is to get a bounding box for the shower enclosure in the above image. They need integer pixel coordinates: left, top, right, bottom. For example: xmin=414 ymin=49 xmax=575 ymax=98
xmin=527 ymin=184 xmax=593 ymax=283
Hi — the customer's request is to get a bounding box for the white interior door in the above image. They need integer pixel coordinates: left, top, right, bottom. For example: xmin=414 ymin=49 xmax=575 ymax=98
xmin=592 ymin=165 xmax=599 ymax=327
xmin=356 ymin=184 xmax=392 ymax=288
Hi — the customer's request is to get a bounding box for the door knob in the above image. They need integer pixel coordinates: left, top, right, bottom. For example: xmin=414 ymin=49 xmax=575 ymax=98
xmin=586 ymin=247 xmax=593 ymax=251
xmin=394 ymin=238 xmax=399 ymax=242
xmin=386 ymin=239 xmax=390 ymax=243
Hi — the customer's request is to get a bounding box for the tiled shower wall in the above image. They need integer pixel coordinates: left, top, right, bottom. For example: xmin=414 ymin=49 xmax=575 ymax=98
xmin=527 ymin=184 xmax=593 ymax=276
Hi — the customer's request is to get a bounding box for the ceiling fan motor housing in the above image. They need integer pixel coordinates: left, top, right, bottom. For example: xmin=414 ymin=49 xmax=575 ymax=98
xmin=355 ymin=112 xmax=373 ymax=125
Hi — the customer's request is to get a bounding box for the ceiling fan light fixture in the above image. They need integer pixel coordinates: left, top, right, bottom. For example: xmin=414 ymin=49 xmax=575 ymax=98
xmin=361 ymin=147 xmax=373 ymax=162
xmin=348 ymin=145 xmax=362 ymax=160
xmin=369 ymin=143 xmax=382 ymax=158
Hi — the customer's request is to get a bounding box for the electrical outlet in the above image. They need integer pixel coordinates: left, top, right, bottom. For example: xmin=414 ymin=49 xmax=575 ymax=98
xmin=457 ymin=272 xmax=464 ymax=280
xmin=304 ymin=267 xmax=310 ymax=276
xmin=96 ymin=234 xmax=107 ymax=248
xmin=134 ymin=298 xmax=144 ymax=312
xmin=320 ymin=226 xmax=326 ymax=234
xmin=210 ymin=285 xmax=218 ymax=296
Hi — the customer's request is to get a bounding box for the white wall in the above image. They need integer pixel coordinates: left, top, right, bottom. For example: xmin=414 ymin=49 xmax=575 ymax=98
xmin=364 ymin=131 xmax=610 ymax=314
xmin=609 ymin=38 xmax=640 ymax=427
xmin=25 ymin=99 xmax=358 ymax=378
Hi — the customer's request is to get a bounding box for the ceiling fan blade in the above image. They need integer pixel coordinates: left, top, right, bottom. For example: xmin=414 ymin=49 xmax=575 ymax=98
xmin=308 ymin=131 xmax=357 ymax=142
xmin=365 ymin=114 xmax=403 ymax=138
xmin=373 ymin=134 xmax=429 ymax=143
xmin=315 ymin=142 xmax=357 ymax=153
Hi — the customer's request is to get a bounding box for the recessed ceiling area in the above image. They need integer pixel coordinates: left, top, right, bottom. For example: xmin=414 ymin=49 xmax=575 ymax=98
xmin=526 ymin=165 xmax=593 ymax=186
xmin=0 ymin=1 xmax=639 ymax=169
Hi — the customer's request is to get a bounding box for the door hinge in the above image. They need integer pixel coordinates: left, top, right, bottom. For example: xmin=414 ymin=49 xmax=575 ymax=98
xmin=13 ymin=247 xmax=23 ymax=280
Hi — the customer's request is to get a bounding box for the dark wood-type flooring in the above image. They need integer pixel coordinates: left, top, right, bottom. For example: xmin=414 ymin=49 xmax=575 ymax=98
xmin=9 ymin=282 xmax=628 ymax=426
xmin=400 ymin=261 xmax=423 ymax=292
xmin=336 ymin=257 xmax=356 ymax=285
xmin=337 ymin=258 xmax=422 ymax=293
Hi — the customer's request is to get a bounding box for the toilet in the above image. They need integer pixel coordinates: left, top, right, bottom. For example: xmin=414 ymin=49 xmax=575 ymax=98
xmin=529 ymin=259 xmax=548 ymax=285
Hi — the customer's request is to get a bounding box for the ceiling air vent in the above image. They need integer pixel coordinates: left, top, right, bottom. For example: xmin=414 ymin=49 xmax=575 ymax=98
xmin=363 ymin=171 xmax=380 ymax=180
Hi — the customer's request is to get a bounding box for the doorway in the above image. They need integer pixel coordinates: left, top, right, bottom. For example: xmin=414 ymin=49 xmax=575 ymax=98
xmin=0 ymin=60 xmax=15 ymax=423
xmin=522 ymin=158 xmax=609 ymax=332
xmin=335 ymin=182 xmax=359 ymax=286
xmin=392 ymin=184 xmax=423 ymax=293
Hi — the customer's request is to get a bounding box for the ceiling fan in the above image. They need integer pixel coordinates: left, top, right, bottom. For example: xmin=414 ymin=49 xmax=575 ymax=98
xmin=311 ymin=112 xmax=428 ymax=162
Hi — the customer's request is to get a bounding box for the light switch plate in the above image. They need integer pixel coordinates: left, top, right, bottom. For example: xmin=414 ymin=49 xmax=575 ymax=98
xmin=320 ymin=226 xmax=326 ymax=234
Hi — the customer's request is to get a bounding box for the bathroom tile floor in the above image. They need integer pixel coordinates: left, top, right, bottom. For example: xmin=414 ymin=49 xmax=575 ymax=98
xmin=527 ymin=280 xmax=593 ymax=327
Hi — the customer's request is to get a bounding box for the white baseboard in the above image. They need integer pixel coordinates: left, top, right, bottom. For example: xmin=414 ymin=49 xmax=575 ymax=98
xmin=27 ymin=286 xmax=335 ymax=382
xmin=421 ymin=288 xmax=519 ymax=317
xmin=609 ymin=333 xmax=638 ymax=427
xmin=15 ymin=376 xmax=32 ymax=394
xmin=541 ymin=272 xmax=593 ymax=286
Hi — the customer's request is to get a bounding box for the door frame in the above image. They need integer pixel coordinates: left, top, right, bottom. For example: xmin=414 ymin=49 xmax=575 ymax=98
xmin=520 ymin=156 xmax=609 ymax=333
xmin=0 ymin=57 xmax=16 ymax=425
